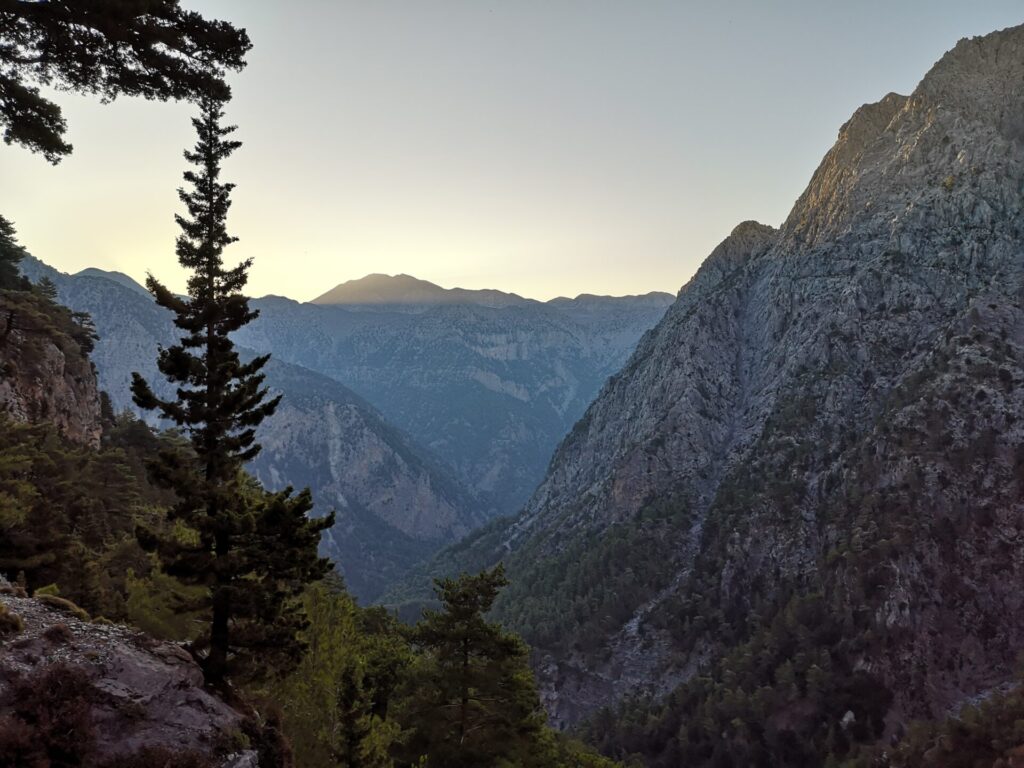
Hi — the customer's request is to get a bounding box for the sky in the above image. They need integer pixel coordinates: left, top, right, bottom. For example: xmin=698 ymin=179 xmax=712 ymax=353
xmin=1 ymin=2 xmax=1022 ymax=302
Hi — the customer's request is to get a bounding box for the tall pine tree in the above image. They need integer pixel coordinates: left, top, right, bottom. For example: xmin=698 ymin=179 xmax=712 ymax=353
xmin=401 ymin=565 xmax=548 ymax=767
xmin=131 ymin=95 xmax=333 ymax=688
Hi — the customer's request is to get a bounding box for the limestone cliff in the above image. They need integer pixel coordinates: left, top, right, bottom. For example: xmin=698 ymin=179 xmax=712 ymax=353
xmin=0 ymin=288 xmax=102 ymax=447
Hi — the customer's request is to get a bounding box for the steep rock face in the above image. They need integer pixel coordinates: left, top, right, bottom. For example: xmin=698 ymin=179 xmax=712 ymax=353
xmin=251 ymin=359 xmax=486 ymax=600
xmin=18 ymin=263 xmax=486 ymax=602
xmin=432 ymin=24 xmax=1024 ymax=732
xmin=0 ymin=289 xmax=102 ymax=447
xmin=0 ymin=590 xmax=253 ymax=766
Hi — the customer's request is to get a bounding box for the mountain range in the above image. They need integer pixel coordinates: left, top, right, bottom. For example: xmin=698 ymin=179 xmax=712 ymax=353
xmin=393 ymin=23 xmax=1024 ymax=761
xmin=234 ymin=279 xmax=673 ymax=515
xmin=19 ymin=258 xmax=670 ymax=601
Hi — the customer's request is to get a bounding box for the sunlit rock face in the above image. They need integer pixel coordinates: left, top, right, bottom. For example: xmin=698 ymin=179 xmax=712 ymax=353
xmin=0 ymin=284 xmax=102 ymax=448
xmin=426 ymin=24 xmax=1024 ymax=727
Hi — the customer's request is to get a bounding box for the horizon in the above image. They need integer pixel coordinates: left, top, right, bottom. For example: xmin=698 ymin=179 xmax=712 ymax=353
xmin=56 ymin=261 xmax=676 ymax=304
xmin=2 ymin=3 xmax=1022 ymax=302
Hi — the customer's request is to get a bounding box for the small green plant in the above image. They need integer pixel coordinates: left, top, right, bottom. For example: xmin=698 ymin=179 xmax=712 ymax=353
xmin=942 ymin=174 xmax=956 ymax=192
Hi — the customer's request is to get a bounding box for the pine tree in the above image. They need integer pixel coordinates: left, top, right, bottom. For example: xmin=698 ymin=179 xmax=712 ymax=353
xmin=131 ymin=95 xmax=333 ymax=688
xmin=0 ymin=417 xmax=43 ymax=539
xmin=269 ymin=578 xmax=410 ymax=768
xmin=401 ymin=565 xmax=548 ymax=767
xmin=36 ymin=276 xmax=57 ymax=301
xmin=0 ymin=1 xmax=251 ymax=162
xmin=0 ymin=215 xmax=29 ymax=290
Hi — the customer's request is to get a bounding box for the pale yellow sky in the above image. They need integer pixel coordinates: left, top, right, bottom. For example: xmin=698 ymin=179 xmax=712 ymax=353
xmin=1 ymin=2 xmax=1021 ymax=301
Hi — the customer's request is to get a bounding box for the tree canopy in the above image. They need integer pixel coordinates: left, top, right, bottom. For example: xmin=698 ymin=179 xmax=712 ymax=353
xmin=0 ymin=215 xmax=29 ymax=290
xmin=0 ymin=0 xmax=251 ymax=162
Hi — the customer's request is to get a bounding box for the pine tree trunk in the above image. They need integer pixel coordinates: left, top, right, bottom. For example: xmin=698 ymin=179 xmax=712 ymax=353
xmin=459 ymin=637 xmax=469 ymax=745
xmin=207 ymin=526 xmax=230 ymax=687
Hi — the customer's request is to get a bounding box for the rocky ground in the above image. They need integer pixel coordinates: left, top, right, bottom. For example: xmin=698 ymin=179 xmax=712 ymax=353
xmin=0 ymin=586 xmax=257 ymax=766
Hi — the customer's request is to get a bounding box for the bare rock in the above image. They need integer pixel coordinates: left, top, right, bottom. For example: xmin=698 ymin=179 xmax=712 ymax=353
xmin=0 ymin=592 xmax=254 ymax=766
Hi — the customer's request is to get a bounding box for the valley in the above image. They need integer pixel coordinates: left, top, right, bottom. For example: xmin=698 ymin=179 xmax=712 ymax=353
xmin=19 ymin=257 xmax=670 ymax=600
xmin=3 ymin=5 xmax=1024 ymax=766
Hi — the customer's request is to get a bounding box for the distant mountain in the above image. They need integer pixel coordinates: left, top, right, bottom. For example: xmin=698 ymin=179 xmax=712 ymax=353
xmin=312 ymin=273 xmax=529 ymax=309
xmin=399 ymin=23 xmax=1024 ymax=763
xmin=235 ymin=288 xmax=673 ymax=514
xmin=19 ymin=257 xmax=487 ymax=602
xmin=74 ymin=267 xmax=153 ymax=298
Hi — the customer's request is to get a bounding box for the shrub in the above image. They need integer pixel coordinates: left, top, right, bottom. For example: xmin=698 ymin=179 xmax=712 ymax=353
xmin=0 ymin=664 xmax=96 ymax=767
xmin=35 ymin=594 xmax=90 ymax=621
xmin=43 ymin=623 xmax=73 ymax=644
xmin=0 ymin=604 xmax=23 ymax=637
xmin=0 ymin=715 xmax=35 ymax=767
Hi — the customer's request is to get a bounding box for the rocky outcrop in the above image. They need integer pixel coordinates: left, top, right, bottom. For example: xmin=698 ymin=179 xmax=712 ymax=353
xmin=250 ymin=357 xmax=487 ymax=601
xmin=0 ymin=589 xmax=254 ymax=766
xmin=0 ymin=289 xmax=102 ymax=447
xmin=429 ymin=23 xmax=1024 ymax=734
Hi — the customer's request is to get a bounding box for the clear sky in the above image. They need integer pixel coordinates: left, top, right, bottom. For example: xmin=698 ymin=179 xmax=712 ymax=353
xmin=1 ymin=2 xmax=1021 ymax=302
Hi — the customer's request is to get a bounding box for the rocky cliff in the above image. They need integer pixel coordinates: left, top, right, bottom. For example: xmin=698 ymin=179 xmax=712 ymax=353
xmin=0 ymin=287 xmax=102 ymax=446
xmin=423 ymin=23 xmax=1024 ymax=754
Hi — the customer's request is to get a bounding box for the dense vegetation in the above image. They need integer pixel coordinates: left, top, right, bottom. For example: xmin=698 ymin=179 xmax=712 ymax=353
xmin=264 ymin=570 xmax=617 ymax=768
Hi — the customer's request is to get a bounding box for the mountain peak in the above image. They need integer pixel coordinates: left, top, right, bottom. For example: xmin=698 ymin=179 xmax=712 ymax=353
xmin=917 ymin=23 xmax=1024 ymax=139
xmin=311 ymin=273 xmax=530 ymax=308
